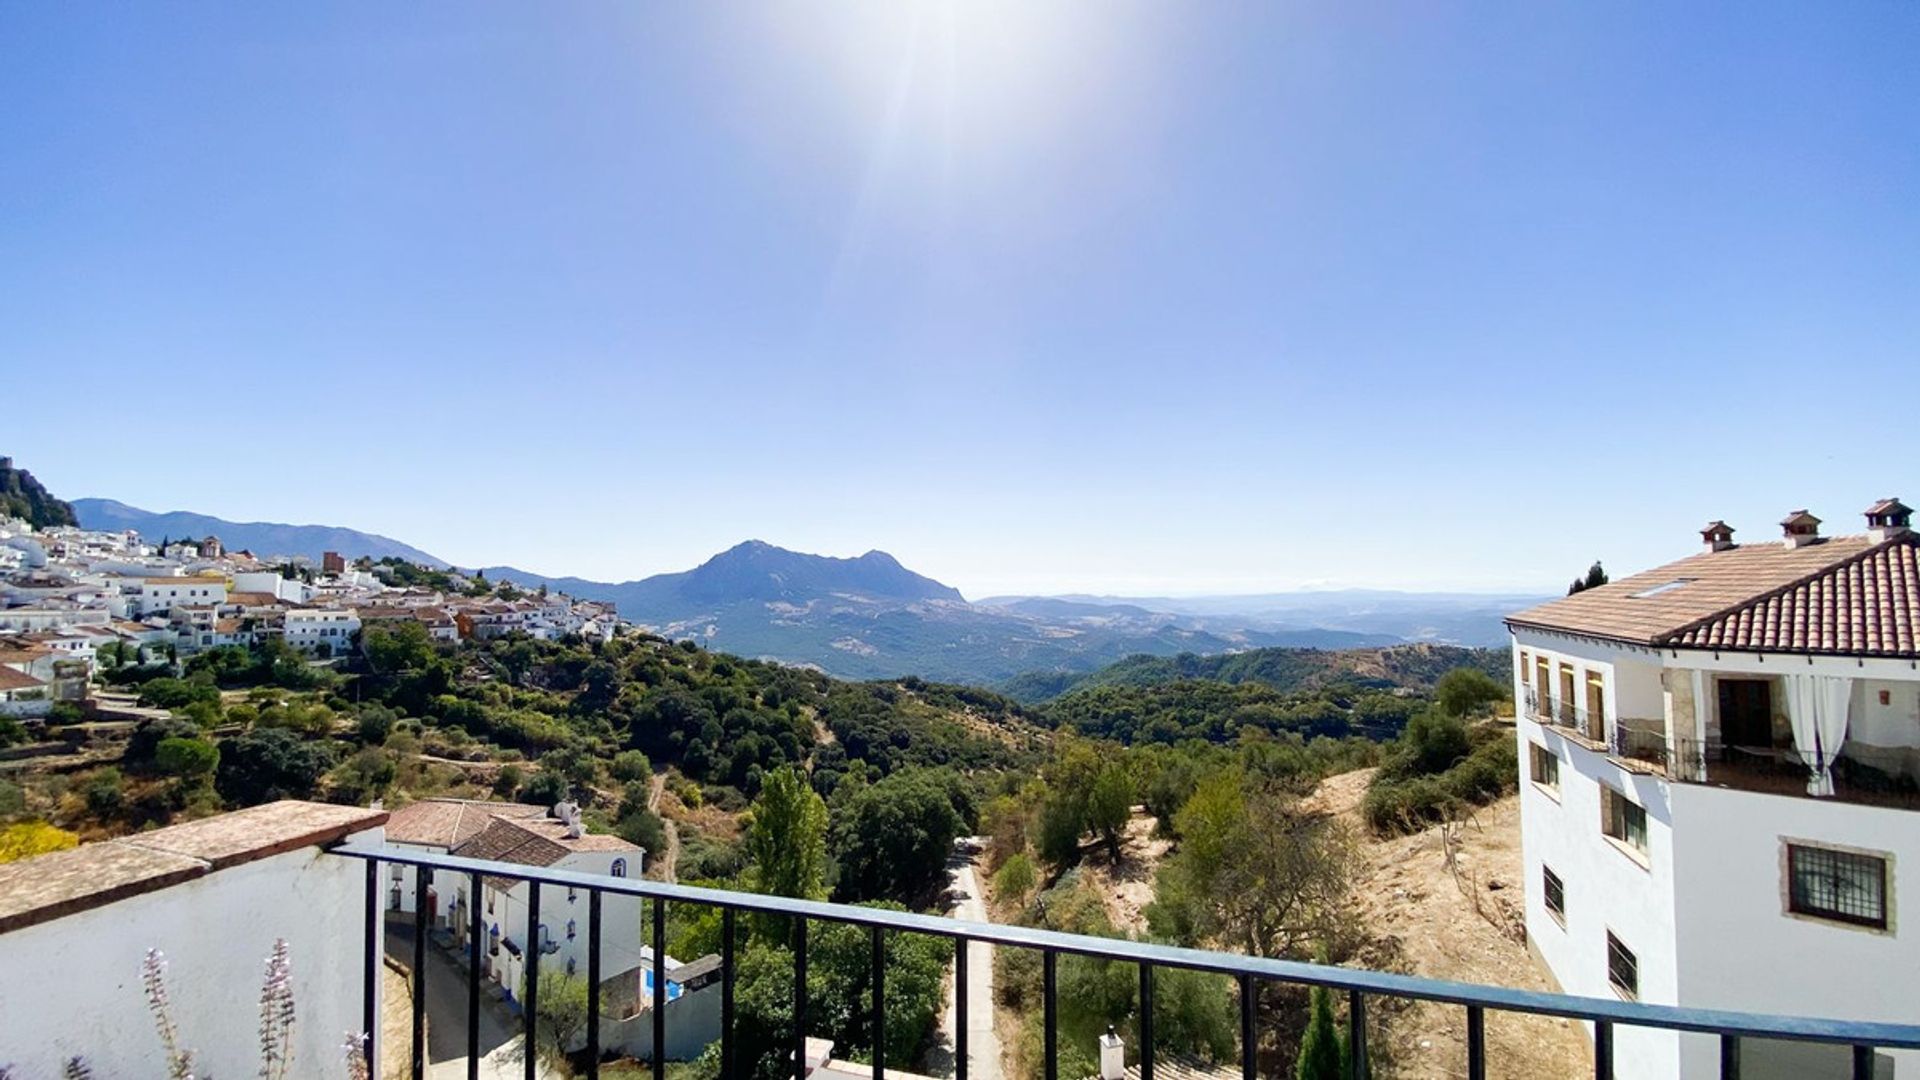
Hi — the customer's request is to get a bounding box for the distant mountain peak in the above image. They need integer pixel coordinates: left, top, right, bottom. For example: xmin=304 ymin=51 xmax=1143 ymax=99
xmin=70 ymin=498 xmax=446 ymax=567
xmin=673 ymin=540 xmax=961 ymax=605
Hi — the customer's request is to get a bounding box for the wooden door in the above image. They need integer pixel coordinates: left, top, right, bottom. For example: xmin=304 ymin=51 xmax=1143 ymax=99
xmin=1717 ymin=679 xmax=1772 ymax=748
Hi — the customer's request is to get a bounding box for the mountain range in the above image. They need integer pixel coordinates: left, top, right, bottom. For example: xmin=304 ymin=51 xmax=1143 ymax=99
xmin=67 ymin=491 xmax=1537 ymax=685
xmin=71 ymin=498 xmax=446 ymax=568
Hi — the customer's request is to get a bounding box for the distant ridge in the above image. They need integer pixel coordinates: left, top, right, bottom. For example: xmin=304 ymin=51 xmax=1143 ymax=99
xmin=71 ymin=498 xmax=447 ymax=567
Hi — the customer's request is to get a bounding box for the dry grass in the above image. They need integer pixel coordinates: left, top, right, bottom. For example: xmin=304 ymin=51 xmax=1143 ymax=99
xmin=1305 ymin=768 xmax=1590 ymax=1080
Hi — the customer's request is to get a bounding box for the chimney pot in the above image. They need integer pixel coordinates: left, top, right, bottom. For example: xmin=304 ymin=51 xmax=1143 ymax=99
xmin=1866 ymin=498 xmax=1913 ymax=543
xmin=1700 ymin=520 xmax=1736 ymax=553
xmin=1781 ymin=509 xmax=1822 ymax=549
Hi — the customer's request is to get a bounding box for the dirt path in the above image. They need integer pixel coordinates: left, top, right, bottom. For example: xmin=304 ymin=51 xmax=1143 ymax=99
xmin=931 ymin=840 xmax=1003 ymax=1080
xmin=1305 ymin=769 xmax=1590 ymax=1080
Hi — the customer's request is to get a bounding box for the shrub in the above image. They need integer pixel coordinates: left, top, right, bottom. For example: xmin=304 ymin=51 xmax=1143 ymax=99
xmin=84 ymin=767 xmax=126 ymax=815
xmin=154 ymin=737 xmax=219 ymax=779
xmin=0 ymin=821 xmax=79 ymax=863
xmin=992 ymin=852 xmax=1037 ymax=905
xmin=610 ymin=750 xmax=653 ymax=784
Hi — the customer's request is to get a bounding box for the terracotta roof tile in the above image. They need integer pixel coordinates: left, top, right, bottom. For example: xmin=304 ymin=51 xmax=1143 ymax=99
xmin=1509 ymin=533 xmax=1920 ymax=658
xmin=384 ymin=798 xmax=547 ymax=849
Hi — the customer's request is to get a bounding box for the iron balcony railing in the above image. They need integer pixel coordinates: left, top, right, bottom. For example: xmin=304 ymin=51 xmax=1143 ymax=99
xmin=332 ymin=841 xmax=1920 ymax=1080
xmin=1608 ymin=722 xmax=1671 ymax=770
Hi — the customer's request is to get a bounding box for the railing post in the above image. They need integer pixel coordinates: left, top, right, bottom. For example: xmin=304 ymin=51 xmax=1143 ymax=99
xmin=1239 ymin=972 xmax=1255 ymax=1080
xmin=526 ymin=881 xmax=541 ymax=1080
xmin=413 ymin=865 xmax=430 ymax=1080
xmin=587 ymin=888 xmax=602 ymax=1080
xmin=794 ymin=917 xmax=809 ymax=1080
xmin=363 ymin=858 xmax=379 ymax=1080
xmin=1466 ymin=1004 xmax=1485 ymax=1080
xmin=1348 ymin=988 xmax=1368 ymax=1080
xmin=722 ymin=907 xmax=736 ymax=1080
xmin=653 ymin=898 xmax=667 ymax=1080
xmin=1854 ymin=1045 xmax=1875 ymax=1080
xmin=954 ymin=936 xmax=968 ymax=1080
xmin=1043 ymin=949 xmax=1058 ymax=1080
xmin=1719 ymin=1033 xmax=1739 ymax=1080
xmin=1594 ymin=1019 xmax=1613 ymax=1080
xmin=870 ymin=925 xmax=885 ymax=1080
xmin=469 ymin=870 xmax=483 ymax=1080
xmin=1139 ymin=962 xmax=1154 ymax=1080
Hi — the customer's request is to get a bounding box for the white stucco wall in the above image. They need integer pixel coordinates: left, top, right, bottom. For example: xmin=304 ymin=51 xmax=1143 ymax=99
xmin=1670 ymin=785 xmax=1918 ymax=1080
xmin=0 ymin=832 xmax=376 ymax=1078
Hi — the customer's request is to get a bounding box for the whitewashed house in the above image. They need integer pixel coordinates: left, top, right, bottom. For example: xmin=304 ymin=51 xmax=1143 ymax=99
xmin=131 ymin=576 xmax=228 ymax=617
xmin=1507 ymin=500 xmax=1920 ymax=1080
xmin=283 ymin=607 xmax=360 ymax=655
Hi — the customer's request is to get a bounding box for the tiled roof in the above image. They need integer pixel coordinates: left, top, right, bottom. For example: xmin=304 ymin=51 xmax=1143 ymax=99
xmin=384 ymin=798 xmax=547 ymax=849
xmin=0 ymin=666 xmax=47 ymax=691
xmin=451 ymin=813 xmax=639 ymax=891
xmin=1508 ymin=533 xmax=1920 ymax=657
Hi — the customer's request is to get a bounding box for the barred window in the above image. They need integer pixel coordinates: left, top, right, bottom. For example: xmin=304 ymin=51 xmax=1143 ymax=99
xmin=1543 ymin=865 xmax=1565 ymax=923
xmin=1602 ymin=787 xmax=1647 ymax=855
xmin=1530 ymin=743 xmax=1559 ymax=790
xmin=1606 ymin=932 xmax=1638 ymax=999
xmin=1788 ymin=845 xmax=1888 ymax=930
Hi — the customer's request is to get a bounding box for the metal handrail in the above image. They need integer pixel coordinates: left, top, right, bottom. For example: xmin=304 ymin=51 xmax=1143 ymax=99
xmin=333 ymin=841 xmax=1920 ymax=1080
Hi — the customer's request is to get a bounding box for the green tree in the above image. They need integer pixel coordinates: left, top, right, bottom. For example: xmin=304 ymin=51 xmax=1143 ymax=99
xmin=215 ymin=728 xmax=336 ymax=806
xmin=1568 ymin=560 xmax=1609 ymax=595
xmin=1085 ymin=763 xmax=1133 ymax=861
xmin=830 ymin=769 xmax=966 ymax=904
xmin=992 ymin=852 xmax=1037 ymax=905
xmin=154 ymin=737 xmax=219 ymax=780
xmin=1433 ymin=668 xmax=1506 ymax=719
xmin=1295 ymin=984 xmax=1347 ymax=1080
xmin=745 ymin=766 xmax=828 ymax=902
xmin=610 ymin=749 xmax=653 ymax=784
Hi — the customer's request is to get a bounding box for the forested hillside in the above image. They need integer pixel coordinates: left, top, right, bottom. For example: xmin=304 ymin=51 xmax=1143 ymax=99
xmin=0 ymin=456 xmax=76 ymax=528
xmin=1003 ymin=642 xmax=1507 ymax=703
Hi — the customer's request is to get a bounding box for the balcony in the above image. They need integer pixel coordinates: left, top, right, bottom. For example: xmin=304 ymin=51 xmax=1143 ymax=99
xmin=340 ymin=841 xmax=1920 ymax=1080
xmin=1669 ymin=738 xmax=1920 ymax=811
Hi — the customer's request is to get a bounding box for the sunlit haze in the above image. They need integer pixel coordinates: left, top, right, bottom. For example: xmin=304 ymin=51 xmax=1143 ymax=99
xmin=3 ymin=4 xmax=1916 ymax=597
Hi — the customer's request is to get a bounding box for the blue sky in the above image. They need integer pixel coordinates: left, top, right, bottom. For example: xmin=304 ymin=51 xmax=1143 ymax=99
xmin=3 ymin=4 xmax=1916 ymax=598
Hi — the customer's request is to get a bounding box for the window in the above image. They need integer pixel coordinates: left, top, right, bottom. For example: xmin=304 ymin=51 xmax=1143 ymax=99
xmin=1542 ymin=865 xmax=1565 ymax=924
xmin=1606 ymin=932 xmax=1638 ymax=999
xmin=1601 ymin=786 xmax=1647 ymax=857
xmin=1530 ymin=743 xmax=1559 ymax=791
xmin=485 ymin=890 xmax=495 ymax=914
xmin=610 ymin=858 xmax=628 ymax=878
xmin=1788 ymin=845 xmax=1889 ymax=930
xmin=567 ymin=919 xmax=577 ymax=940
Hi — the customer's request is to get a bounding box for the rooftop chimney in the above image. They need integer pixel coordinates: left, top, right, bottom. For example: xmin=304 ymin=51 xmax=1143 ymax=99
xmin=1866 ymin=498 xmax=1913 ymax=543
xmin=1781 ymin=509 xmax=1823 ymax=549
xmin=1098 ymin=1026 xmax=1125 ymax=1080
xmin=1700 ymin=520 xmax=1736 ymax=553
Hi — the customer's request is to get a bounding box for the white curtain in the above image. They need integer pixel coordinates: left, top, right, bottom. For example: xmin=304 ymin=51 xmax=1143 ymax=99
xmin=1785 ymin=674 xmax=1853 ymax=797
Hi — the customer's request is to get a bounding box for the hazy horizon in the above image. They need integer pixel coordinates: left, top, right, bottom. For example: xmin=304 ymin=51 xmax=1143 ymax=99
xmin=6 ymin=4 xmax=1916 ymax=598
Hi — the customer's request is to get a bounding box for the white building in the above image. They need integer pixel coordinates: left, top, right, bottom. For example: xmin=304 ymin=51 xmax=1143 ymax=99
xmin=283 ymin=607 xmax=360 ymax=655
xmin=1507 ymin=501 xmax=1920 ymax=1080
xmin=0 ymin=802 xmax=385 ymax=1078
xmin=131 ymin=576 xmax=228 ymax=617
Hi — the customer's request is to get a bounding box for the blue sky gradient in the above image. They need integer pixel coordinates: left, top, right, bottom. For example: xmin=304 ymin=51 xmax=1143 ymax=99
xmin=3 ymin=4 xmax=1916 ymax=597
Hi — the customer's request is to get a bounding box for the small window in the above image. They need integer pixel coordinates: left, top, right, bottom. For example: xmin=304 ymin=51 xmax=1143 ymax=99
xmin=1543 ymin=865 xmax=1565 ymax=924
xmin=1530 ymin=743 xmax=1560 ymax=790
xmin=1788 ymin=845 xmax=1888 ymax=930
xmin=1602 ymin=786 xmax=1648 ymax=856
xmin=610 ymin=858 xmax=628 ymax=878
xmin=567 ymin=918 xmax=577 ymax=940
xmin=1607 ymin=932 xmax=1638 ymax=999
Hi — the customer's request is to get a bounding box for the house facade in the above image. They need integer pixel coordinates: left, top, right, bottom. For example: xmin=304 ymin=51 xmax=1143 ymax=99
xmin=1508 ymin=501 xmax=1920 ymax=1080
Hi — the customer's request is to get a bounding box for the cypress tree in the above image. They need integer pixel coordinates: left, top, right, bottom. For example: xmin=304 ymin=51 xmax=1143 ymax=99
xmin=1295 ymin=984 xmax=1346 ymax=1080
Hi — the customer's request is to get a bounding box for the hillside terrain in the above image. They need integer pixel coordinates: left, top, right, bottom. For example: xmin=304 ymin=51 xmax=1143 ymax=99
xmin=1007 ymin=642 xmax=1507 ymax=704
xmin=72 ymin=498 xmax=446 ymax=566
xmin=0 ymin=457 xmax=76 ymax=528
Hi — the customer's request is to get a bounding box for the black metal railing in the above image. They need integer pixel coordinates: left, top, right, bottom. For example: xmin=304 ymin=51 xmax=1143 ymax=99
xmin=1670 ymin=738 xmax=1920 ymax=809
xmin=1608 ymin=722 xmax=1670 ymax=770
xmin=331 ymin=842 xmax=1920 ymax=1080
